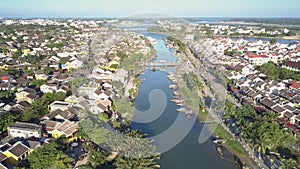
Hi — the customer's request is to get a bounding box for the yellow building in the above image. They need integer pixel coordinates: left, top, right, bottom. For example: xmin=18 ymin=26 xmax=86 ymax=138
xmin=2 ymin=142 xmax=30 ymax=165
xmin=22 ymin=49 xmax=30 ymax=54
xmin=44 ymin=120 xmax=79 ymax=142
xmin=0 ymin=64 xmax=8 ymax=71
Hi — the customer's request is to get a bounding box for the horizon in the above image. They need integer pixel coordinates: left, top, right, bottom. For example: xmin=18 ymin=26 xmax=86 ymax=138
xmin=1 ymin=0 xmax=300 ymax=18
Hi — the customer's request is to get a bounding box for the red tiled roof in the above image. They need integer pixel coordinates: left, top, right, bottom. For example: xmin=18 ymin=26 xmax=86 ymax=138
xmin=283 ymin=61 xmax=300 ymax=69
xmin=247 ymin=54 xmax=268 ymax=59
xmin=0 ymin=76 xmax=10 ymax=81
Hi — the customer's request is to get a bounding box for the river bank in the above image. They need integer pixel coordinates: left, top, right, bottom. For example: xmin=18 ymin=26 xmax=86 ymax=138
xmin=164 ymin=36 xmax=260 ymax=169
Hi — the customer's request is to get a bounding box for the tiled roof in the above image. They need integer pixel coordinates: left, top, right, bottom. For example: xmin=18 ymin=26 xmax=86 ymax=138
xmin=8 ymin=142 xmax=30 ymax=158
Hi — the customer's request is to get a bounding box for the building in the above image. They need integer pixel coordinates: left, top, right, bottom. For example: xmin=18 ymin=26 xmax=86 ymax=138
xmin=7 ymin=122 xmax=42 ymax=139
xmin=244 ymin=54 xmax=269 ymax=66
xmin=0 ymin=142 xmax=30 ymax=165
xmin=282 ymin=61 xmax=300 ymax=72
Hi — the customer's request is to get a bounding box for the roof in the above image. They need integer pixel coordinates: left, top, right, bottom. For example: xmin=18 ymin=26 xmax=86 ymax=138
xmin=247 ymin=54 xmax=268 ymax=59
xmin=23 ymin=140 xmax=40 ymax=150
xmin=0 ymin=163 xmax=7 ymax=169
xmin=9 ymin=122 xmax=42 ymax=132
xmin=0 ymin=152 xmax=7 ymax=163
xmin=283 ymin=61 xmax=300 ymax=69
xmin=8 ymin=142 xmax=30 ymax=158
xmin=284 ymin=111 xmax=294 ymax=118
xmin=272 ymin=105 xmax=285 ymax=114
xmin=260 ymin=98 xmax=276 ymax=109
xmin=55 ymin=120 xmax=79 ymax=136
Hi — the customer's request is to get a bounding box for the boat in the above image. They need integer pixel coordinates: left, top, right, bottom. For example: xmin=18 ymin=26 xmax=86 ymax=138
xmin=176 ymin=108 xmax=186 ymax=112
xmin=216 ymin=146 xmax=223 ymax=156
xmin=169 ymin=84 xmax=177 ymax=89
xmin=213 ymin=138 xmax=226 ymax=144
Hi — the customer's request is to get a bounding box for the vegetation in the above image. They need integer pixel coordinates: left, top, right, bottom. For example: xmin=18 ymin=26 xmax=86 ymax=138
xmin=147 ymin=26 xmax=166 ymax=33
xmin=0 ymin=90 xmax=16 ymax=101
xmin=30 ymin=79 xmax=46 ymax=87
xmin=114 ymin=99 xmax=134 ymax=116
xmin=22 ymin=141 xmax=73 ymax=169
xmin=225 ymin=103 xmax=299 ymax=167
xmin=20 ymin=92 xmax=67 ymax=122
xmin=166 ymin=36 xmax=186 ymax=53
xmin=259 ymin=61 xmax=300 ymax=81
xmin=0 ymin=113 xmax=19 ymax=133
xmin=119 ymin=53 xmax=144 ymax=72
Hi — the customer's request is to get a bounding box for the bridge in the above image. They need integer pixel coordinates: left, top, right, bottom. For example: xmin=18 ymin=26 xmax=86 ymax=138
xmin=144 ymin=62 xmax=179 ymax=67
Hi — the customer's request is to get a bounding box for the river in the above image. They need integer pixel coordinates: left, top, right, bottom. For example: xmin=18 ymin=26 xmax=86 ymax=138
xmin=130 ymin=33 xmax=239 ymax=169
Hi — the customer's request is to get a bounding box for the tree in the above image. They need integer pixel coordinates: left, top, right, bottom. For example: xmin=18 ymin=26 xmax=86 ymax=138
xmin=30 ymin=79 xmax=46 ymax=87
xmin=25 ymin=142 xmax=73 ymax=169
xmin=43 ymin=67 xmax=55 ymax=75
xmin=88 ymin=149 xmax=108 ymax=168
xmin=259 ymin=61 xmax=279 ymax=80
xmin=0 ymin=113 xmax=18 ymax=132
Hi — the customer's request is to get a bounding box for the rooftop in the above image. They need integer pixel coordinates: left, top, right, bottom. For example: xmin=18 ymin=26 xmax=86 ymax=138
xmin=9 ymin=122 xmax=42 ymax=132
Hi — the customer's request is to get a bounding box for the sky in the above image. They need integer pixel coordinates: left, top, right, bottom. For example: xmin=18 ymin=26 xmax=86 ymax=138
xmin=0 ymin=0 xmax=300 ymax=18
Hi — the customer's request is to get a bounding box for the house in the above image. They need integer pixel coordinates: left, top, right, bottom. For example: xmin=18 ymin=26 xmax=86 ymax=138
xmin=7 ymin=122 xmax=42 ymax=139
xmin=42 ymin=120 xmax=79 ymax=141
xmin=65 ymin=56 xmax=83 ymax=70
xmin=40 ymin=83 xmax=57 ymax=93
xmin=15 ymin=90 xmax=38 ymax=104
xmin=0 ymin=63 xmax=8 ymax=71
xmin=49 ymin=101 xmax=72 ymax=112
xmin=244 ymin=54 xmax=269 ymax=66
xmin=0 ymin=152 xmax=8 ymax=169
xmin=1 ymin=142 xmax=30 ymax=165
xmin=34 ymin=70 xmax=47 ymax=80
xmin=282 ymin=61 xmax=300 ymax=72
xmin=0 ymin=76 xmax=11 ymax=83
xmin=0 ymin=83 xmax=12 ymax=91
xmin=41 ymin=106 xmax=81 ymax=121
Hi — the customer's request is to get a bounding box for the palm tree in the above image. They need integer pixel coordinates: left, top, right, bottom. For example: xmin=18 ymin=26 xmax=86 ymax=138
xmin=88 ymin=149 xmax=108 ymax=168
xmin=280 ymin=158 xmax=298 ymax=169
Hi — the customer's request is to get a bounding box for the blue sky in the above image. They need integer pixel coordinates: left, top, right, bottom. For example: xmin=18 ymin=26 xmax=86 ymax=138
xmin=0 ymin=0 xmax=299 ymax=18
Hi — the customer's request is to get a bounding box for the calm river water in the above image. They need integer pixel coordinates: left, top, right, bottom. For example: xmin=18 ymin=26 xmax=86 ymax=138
xmin=131 ymin=33 xmax=239 ymax=169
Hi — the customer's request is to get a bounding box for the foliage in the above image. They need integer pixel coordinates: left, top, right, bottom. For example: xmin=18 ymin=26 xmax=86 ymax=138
xmin=116 ymin=51 xmax=128 ymax=61
xmin=30 ymin=79 xmax=46 ymax=87
xmin=167 ymin=36 xmax=186 ymax=53
xmin=119 ymin=53 xmax=144 ymax=72
xmin=98 ymin=113 xmax=109 ymax=122
xmin=114 ymin=99 xmax=134 ymax=115
xmin=0 ymin=113 xmax=19 ymax=132
xmin=79 ymin=118 xmax=110 ymax=144
xmin=25 ymin=141 xmax=73 ymax=169
xmin=59 ymin=58 xmax=68 ymax=64
xmin=232 ymin=104 xmax=296 ymax=156
xmin=0 ymin=90 xmax=16 ymax=100
xmin=43 ymin=67 xmax=56 ymax=75
xmin=24 ymin=54 xmax=41 ymax=64
xmin=147 ymin=26 xmax=166 ymax=33
xmin=182 ymin=72 xmax=203 ymax=93
xmin=106 ymin=129 xmax=160 ymax=169
xmin=69 ymin=77 xmax=88 ymax=92
xmin=259 ymin=61 xmax=300 ymax=81
xmin=88 ymin=149 xmax=109 ymax=168
xmin=111 ymin=80 xmax=124 ymax=96
xmin=224 ymin=49 xmax=240 ymax=56
xmin=20 ymin=92 xmax=66 ymax=122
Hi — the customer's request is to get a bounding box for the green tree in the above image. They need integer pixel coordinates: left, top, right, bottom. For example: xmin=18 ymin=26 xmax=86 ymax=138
xmin=30 ymin=79 xmax=46 ymax=87
xmin=0 ymin=113 xmax=18 ymax=132
xmin=26 ymin=142 xmax=73 ymax=169
xmin=88 ymin=149 xmax=108 ymax=168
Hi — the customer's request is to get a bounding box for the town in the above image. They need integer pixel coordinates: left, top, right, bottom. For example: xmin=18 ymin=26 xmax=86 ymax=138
xmin=0 ymin=19 xmax=157 ymax=169
xmin=0 ymin=17 xmax=300 ymax=169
